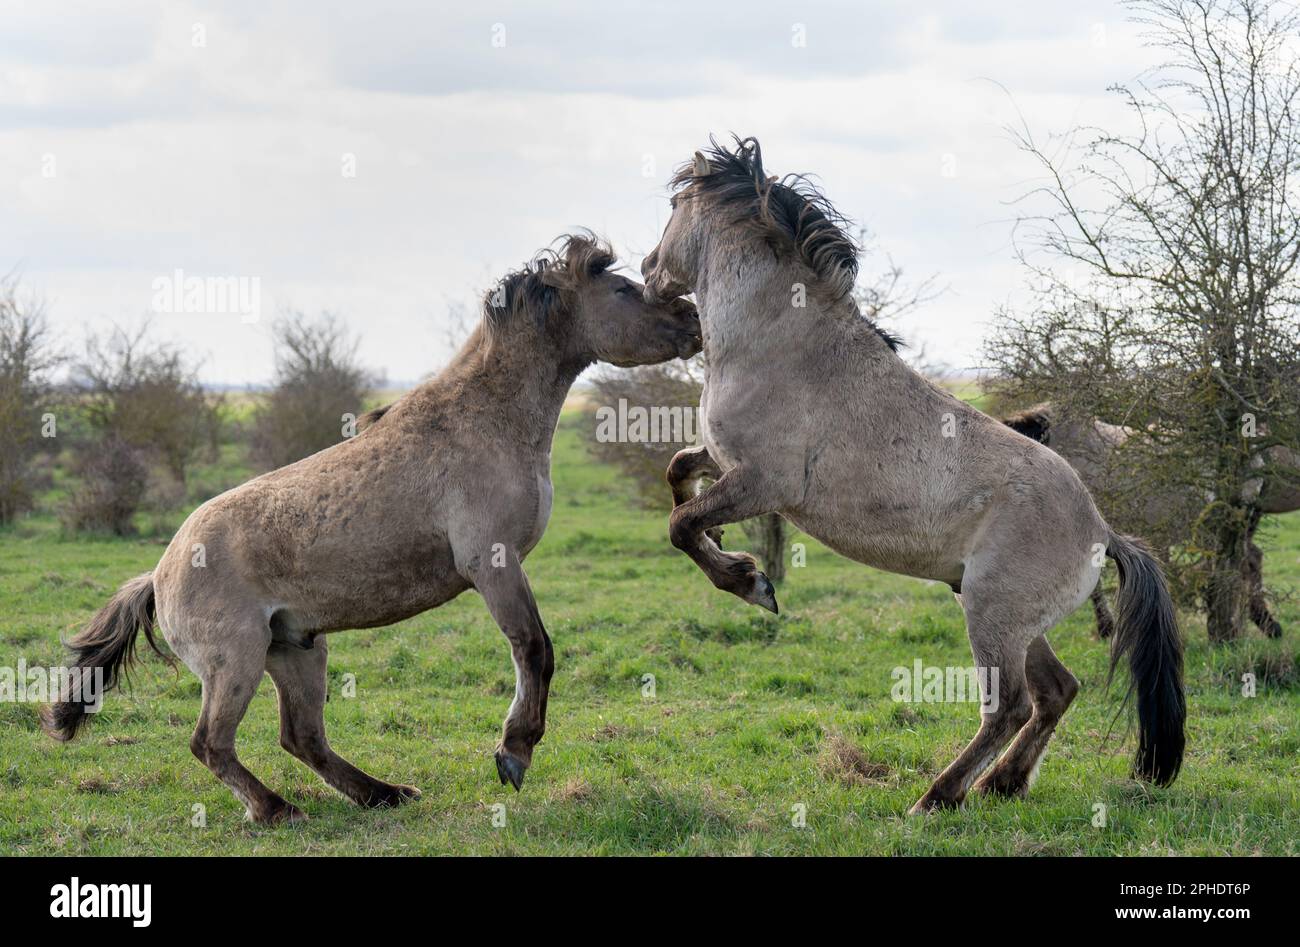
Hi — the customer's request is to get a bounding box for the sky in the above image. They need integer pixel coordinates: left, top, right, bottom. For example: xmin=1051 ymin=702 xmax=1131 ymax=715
xmin=0 ymin=0 xmax=1159 ymax=385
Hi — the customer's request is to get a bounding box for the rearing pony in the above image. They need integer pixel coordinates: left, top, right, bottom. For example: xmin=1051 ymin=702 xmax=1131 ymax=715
xmin=642 ymin=137 xmax=1185 ymax=813
xmin=44 ymin=235 xmax=701 ymax=824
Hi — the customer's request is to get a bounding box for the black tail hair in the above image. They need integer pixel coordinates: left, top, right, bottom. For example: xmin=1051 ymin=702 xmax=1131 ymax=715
xmin=41 ymin=572 xmax=169 ymax=741
xmin=1105 ymin=533 xmax=1186 ymax=785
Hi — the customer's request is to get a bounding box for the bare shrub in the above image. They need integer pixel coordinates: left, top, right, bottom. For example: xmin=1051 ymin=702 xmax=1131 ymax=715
xmin=988 ymin=0 xmax=1300 ymax=641
xmin=586 ymin=361 xmax=703 ymax=504
xmin=72 ymin=321 xmax=216 ymax=483
xmin=61 ymin=436 xmax=149 ymax=535
xmin=250 ymin=311 xmax=373 ymax=470
xmin=0 ymin=274 xmax=61 ymax=523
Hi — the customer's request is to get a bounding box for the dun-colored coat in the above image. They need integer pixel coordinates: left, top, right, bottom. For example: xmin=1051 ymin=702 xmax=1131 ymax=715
xmin=642 ymin=138 xmax=1186 ymax=813
xmin=44 ymin=235 xmax=701 ymax=824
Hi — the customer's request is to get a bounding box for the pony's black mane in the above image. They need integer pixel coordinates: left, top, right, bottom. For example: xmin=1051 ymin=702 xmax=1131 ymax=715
xmin=482 ymin=233 xmax=617 ymax=342
xmin=671 ymin=135 xmax=900 ymax=352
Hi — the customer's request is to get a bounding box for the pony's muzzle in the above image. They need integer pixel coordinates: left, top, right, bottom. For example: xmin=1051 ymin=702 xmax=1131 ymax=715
xmin=642 ymin=275 xmax=687 ymax=307
xmin=641 ymin=251 xmax=688 ymax=306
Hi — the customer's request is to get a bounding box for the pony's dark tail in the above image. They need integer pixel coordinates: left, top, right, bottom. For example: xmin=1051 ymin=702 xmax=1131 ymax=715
xmin=41 ymin=572 xmax=169 ymax=742
xmin=1104 ymin=532 xmax=1186 ymax=786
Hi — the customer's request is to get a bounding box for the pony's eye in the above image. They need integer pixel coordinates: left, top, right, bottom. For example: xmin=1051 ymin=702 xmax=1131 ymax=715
xmin=615 ymin=285 xmax=634 ymax=297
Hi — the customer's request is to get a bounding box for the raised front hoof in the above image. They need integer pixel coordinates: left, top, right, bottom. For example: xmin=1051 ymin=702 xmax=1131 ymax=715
xmin=745 ymin=572 xmax=779 ymax=614
xmin=361 ymin=783 xmax=423 ymax=809
xmin=1261 ymin=617 xmax=1283 ymax=638
xmin=246 ymin=802 xmax=308 ymax=826
xmin=906 ymin=791 xmax=962 ymax=816
xmin=495 ymin=749 xmax=529 ymax=791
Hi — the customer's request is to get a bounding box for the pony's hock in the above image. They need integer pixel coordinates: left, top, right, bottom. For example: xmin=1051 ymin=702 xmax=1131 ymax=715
xmin=41 ymin=234 xmax=700 ymax=825
xmin=646 ymin=136 xmax=1186 ymax=813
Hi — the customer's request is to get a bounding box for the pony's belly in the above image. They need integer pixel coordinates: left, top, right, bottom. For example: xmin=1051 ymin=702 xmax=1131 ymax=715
xmin=259 ymin=527 xmax=468 ymax=633
xmin=297 ymin=563 xmax=471 ymax=633
xmin=781 ymin=506 xmax=966 ymax=586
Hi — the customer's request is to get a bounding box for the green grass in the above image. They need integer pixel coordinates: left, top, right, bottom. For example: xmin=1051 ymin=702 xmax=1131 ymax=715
xmin=1 ymin=413 xmax=1298 ymax=855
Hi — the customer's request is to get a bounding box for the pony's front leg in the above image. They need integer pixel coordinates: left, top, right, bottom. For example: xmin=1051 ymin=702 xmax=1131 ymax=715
xmin=669 ymin=465 xmax=781 ymax=613
xmin=667 ymin=445 xmax=721 ymax=505
xmin=469 ymin=549 xmax=555 ymax=791
xmin=667 ymin=445 xmax=724 ymax=545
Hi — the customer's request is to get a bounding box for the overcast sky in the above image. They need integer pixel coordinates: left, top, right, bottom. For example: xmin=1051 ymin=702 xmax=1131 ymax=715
xmin=1 ymin=0 xmax=1157 ymax=385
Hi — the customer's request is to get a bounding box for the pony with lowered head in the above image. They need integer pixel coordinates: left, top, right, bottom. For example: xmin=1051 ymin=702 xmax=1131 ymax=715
xmin=44 ymin=234 xmax=701 ymax=825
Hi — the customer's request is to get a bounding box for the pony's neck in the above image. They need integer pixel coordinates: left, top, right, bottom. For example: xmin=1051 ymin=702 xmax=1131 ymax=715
xmin=694 ymin=238 xmax=887 ymax=367
xmin=445 ymin=324 xmax=587 ymax=447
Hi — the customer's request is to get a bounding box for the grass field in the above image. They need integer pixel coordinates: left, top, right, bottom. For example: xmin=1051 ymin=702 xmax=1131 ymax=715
xmin=1 ymin=410 xmax=1298 ymax=855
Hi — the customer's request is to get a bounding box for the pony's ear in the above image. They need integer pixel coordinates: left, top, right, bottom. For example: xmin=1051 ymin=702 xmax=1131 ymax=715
xmin=693 ymin=151 xmax=709 ymax=177
xmin=539 ymin=265 xmax=575 ymax=291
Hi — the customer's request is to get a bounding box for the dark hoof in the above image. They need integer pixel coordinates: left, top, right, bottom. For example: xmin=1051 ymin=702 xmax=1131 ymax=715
xmin=363 ymin=783 xmax=422 ymax=808
xmin=246 ymin=803 xmax=308 ymax=826
xmin=907 ymin=792 xmax=960 ymax=816
xmin=495 ymin=749 xmax=527 ymax=791
xmin=747 ymin=573 xmax=779 ymax=614
xmin=1263 ymin=618 xmax=1283 ymax=638
xmin=1096 ymin=620 xmax=1114 ymax=640
xmin=972 ymin=775 xmax=1028 ymax=800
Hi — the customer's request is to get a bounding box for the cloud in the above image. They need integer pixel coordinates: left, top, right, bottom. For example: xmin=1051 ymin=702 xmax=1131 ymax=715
xmin=0 ymin=0 xmax=1160 ymax=384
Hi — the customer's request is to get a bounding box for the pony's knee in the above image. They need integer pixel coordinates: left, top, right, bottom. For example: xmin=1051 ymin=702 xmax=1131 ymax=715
xmin=190 ymin=730 xmax=226 ymax=768
xmin=189 ymin=731 xmax=208 ymax=764
xmin=668 ymin=507 xmax=696 ymax=551
xmin=540 ymin=632 xmax=555 ymax=685
xmin=665 ymin=451 xmax=692 ymax=488
xmin=281 ymin=731 xmax=329 ymax=766
xmin=667 ymin=449 xmax=719 ymax=501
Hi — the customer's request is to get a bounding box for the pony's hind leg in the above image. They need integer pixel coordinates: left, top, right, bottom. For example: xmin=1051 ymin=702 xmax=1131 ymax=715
xmin=972 ymin=634 xmax=1079 ymax=799
xmin=908 ymin=627 xmax=1032 ymax=814
xmin=184 ymin=619 xmax=304 ymax=825
xmin=266 ymin=638 xmax=421 ymax=809
xmin=1090 ymin=585 xmax=1115 ymax=639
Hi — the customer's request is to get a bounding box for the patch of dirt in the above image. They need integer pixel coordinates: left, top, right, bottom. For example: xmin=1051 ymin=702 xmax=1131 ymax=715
xmin=549 ymin=778 xmax=594 ymax=803
xmin=817 ymin=731 xmax=892 ymax=786
xmin=75 ymin=777 xmax=120 ymax=795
